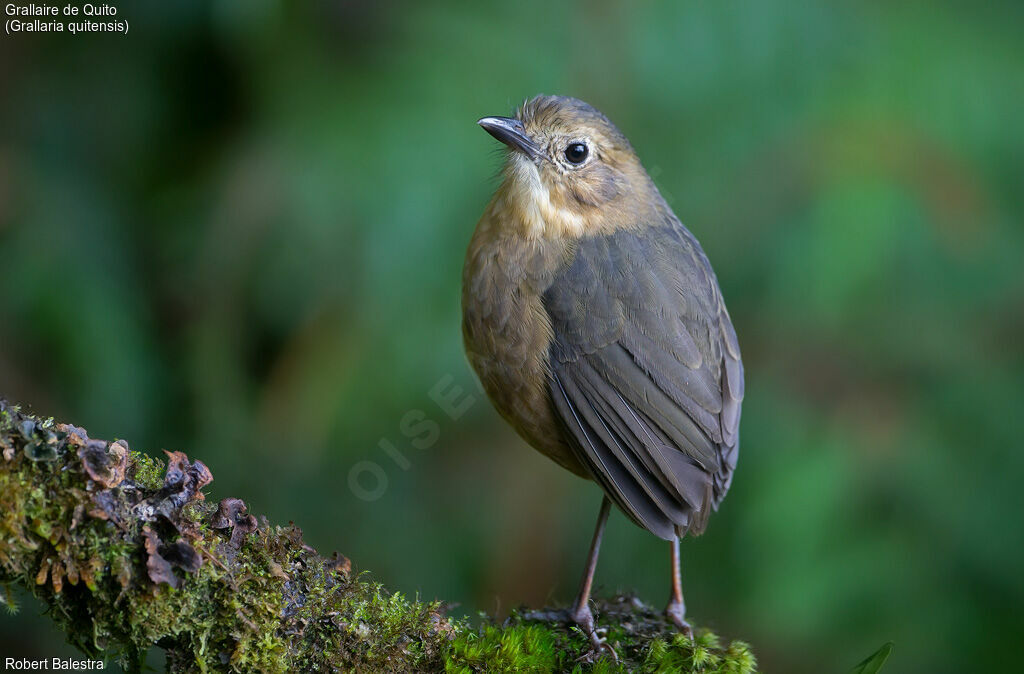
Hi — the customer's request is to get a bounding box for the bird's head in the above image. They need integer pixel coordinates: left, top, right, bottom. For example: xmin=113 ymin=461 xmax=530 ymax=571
xmin=478 ymin=96 xmax=665 ymax=239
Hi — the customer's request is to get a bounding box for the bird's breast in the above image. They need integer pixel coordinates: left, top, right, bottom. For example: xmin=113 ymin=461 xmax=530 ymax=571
xmin=461 ymin=213 xmax=588 ymax=477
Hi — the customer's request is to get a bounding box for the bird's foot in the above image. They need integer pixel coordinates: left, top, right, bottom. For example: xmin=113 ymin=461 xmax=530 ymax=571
xmin=571 ymin=603 xmax=618 ymax=663
xmin=665 ymin=598 xmax=694 ymax=640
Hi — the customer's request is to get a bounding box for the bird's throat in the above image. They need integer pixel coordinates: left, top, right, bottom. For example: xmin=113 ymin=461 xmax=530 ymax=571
xmin=497 ymin=156 xmax=588 ymax=240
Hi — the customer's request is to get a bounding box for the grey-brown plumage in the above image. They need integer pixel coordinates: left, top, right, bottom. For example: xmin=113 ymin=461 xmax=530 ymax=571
xmin=545 ymin=221 xmax=742 ymax=540
xmin=462 ymin=95 xmax=743 ymax=656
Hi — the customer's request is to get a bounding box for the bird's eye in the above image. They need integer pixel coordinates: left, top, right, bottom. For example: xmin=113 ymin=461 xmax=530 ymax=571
xmin=564 ymin=142 xmax=589 ymax=164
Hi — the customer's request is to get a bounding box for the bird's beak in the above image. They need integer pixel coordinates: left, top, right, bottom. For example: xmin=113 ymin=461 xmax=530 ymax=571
xmin=477 ymin=116 xmax=543 ymax=161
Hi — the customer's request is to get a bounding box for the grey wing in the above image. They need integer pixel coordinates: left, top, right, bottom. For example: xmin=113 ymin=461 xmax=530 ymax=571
xmin=543 ymin=222 xmax=743 ymax=540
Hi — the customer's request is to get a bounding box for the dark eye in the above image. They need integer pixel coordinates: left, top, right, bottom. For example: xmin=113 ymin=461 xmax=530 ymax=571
xmin=564 ymin=142 xmax=589 ymax=164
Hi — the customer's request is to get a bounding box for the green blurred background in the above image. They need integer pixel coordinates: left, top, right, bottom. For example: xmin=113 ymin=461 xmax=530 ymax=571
xmin=1 ymin=1 xmax=1022 ymax=671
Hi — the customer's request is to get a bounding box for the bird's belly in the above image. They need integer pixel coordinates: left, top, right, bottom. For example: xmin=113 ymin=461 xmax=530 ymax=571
xmin=462 ymin=264 xmax=588 ymax=478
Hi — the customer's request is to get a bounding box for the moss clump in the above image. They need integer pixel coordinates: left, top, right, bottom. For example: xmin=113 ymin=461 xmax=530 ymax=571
xmin=129 ymin=451 xmax=166 ymax=491
xmin=0 ymin=400 xmax=456 ymax=672
xmin=0 ymin=399 xmax=757 ymax=672
xmin=447 ymin=623 xmax=560 ymax=673
xmin=640 ymin=632 xmax=756 ymax=673
xmin=448 ymin=599 xmax=756 ymax=673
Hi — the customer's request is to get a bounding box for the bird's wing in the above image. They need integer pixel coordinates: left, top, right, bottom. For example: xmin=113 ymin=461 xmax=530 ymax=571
xmin=543 ymin=222 xmax=743 ymax=539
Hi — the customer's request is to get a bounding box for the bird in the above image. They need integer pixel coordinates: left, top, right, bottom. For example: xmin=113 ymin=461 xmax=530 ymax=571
xmin=462 ymin=95 xmax=743 ymax=658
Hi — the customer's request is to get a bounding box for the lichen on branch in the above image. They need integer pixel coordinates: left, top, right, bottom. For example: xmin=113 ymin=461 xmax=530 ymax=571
xmin=0 ymin=399 xmax=756 ymax=673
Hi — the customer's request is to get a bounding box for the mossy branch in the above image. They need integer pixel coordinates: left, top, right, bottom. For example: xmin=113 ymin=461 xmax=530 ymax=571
xmin=0 ymin=398 xmax=756 ymax=673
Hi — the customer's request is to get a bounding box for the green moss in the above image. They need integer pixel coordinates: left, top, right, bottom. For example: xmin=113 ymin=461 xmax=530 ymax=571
xmin=0 ymin=400 xmax=758 ymax=672
xmin=446 ymin=604 xmax=757 ymax=673
xmin=448 ymin=623 xmax=559 ymax=673
xmin=130 ymin=452 xmax=166 ymax=491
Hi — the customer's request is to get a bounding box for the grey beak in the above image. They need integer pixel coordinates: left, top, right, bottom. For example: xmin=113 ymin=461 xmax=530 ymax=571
xmin=477 ymin=116 xmax=542 ymax=160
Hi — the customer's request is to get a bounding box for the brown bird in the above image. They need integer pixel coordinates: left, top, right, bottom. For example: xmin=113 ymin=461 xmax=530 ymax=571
xmin=462 ymin=95 xmax=743 ymax=657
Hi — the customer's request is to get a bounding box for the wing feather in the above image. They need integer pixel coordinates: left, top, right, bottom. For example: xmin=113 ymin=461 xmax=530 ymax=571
xmin=544 ymin=221 xmax=743 ymax=538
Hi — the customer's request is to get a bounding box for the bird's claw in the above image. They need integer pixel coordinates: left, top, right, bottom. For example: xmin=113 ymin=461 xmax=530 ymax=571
xmin=571 ymin=604 xmax=618 ymax=663
xmin=575 ymin=635 xmax=617 ymax=664
xmin=665 ymin=599 xmax=694 ymax=640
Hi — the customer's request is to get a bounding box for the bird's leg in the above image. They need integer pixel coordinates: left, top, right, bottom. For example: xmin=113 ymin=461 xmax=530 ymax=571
xmin=570 ymin=496 xmax=617 ymax=661
xmin=665 ymin=536 xmax=694 ymax=639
